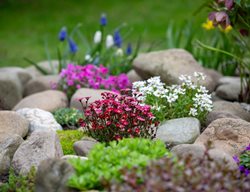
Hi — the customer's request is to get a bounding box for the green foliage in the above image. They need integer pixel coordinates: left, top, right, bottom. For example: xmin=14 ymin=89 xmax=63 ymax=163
xmin=53 ymin=108 xmax=84 ymax=130
xmin=0 ymin=167 xmax=36 ymax=192
xmin=67 ymin=138 xmax=169 ymax=191
xmin=165 ymin=21 xmax=238 ymax=75
xmin=240 ymin=150 xmax=250 ymax=169
xmin=106 ymin=149 xmax=250 ymax=191
xmin=57 ymin=130 xmax=85 ymax=155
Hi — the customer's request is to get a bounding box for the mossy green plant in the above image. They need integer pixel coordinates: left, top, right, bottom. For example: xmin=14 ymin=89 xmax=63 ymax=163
xmin=57 ymin=130 xmax=85 ymax=155
xmin=0 ymin=167 xmax=36 ymax=192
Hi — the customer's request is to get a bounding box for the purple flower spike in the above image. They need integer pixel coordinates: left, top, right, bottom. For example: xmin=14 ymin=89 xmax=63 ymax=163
xmin=100 ymin=13 xmax=107 ymax=26
xmin=68 ymin=38 xmax=78 ymax=54
xmin=114 ymin=30 xmax=122 ymax=48
xmin=58 ymin=27 xmax=67 ymax=41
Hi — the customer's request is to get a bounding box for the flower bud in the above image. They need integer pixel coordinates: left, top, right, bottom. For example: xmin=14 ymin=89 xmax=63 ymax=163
xmin=106 ymin=35 xmax=114 ymax=48
xmin=94 ymin=31 xmax=102 ymax=44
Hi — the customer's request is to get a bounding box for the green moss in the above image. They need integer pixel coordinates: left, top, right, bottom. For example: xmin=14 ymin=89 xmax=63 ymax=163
xmin=57 ymin=130 xmax=86 ymax=155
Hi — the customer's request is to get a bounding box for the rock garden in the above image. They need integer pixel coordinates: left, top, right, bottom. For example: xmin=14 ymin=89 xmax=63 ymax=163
xmin=0 ymin=0 xmax=250 ymax=191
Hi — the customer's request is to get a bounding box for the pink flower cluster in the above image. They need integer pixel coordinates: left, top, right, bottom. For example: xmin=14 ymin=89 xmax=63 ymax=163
xmin=57 ymin=64 xmax=131 ymax=97
xmin=79 ymin=92 xmax=159 ymax=142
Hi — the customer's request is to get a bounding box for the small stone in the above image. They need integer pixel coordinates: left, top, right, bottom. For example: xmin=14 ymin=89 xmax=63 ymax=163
xmin=61 ymin=155 xmax=88 ymax=161
xmin=13 ymin=90 xmax=68 ymax=112
xmin=156 ymin=117 xmax=200 ymax=146
xmin=12 ymin=131 xmax=63 ymax=174
xmin=16 ymin=108 xmax=62 ymax=134
xmin=73 ymin=137 xmax=98 ymax=156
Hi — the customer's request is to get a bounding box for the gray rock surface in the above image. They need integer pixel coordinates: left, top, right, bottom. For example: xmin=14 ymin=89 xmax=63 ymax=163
xmin=13 ymin=90 xmax=68 ymax=112
xmin=133 ymin=49 xmax=218 ymax=92
xmin=156 ymin=117 xmax=200 ymax=146
xmin=12 ymin=131 xmax=63 ymax=174
xmin=25 ymin=60 xmax=60 ymax=77
xmin=0 ymin=134 xmax=23 ymax=175
xmin=0 ymin=111 xmax=29 ymax=138
xmin=35 ymin=158 xmax=75 ymax=192
xmin=17 ymin=108 xmax=62 ymax=134
xmin=70 ymin=88 xmax=114 ymax=111
xmin=210 ymin=100 xmax=250 ymax=122
xmin=216 ymin=76 xmax=242 ymax=101
xmin=24 ymin=75 xmax=60 ymax=96
xmin=73 ymin=137 xmax=98 ymax=156
xmin=0 ymin=67 xmax=32 ymax=109
xmin=171 ymin=144 xmax=237 ymax=169
xmin=195 ymin=118 xmax=250 ymax=156
xmin=127 ymin=69 xmax=143 ymax=83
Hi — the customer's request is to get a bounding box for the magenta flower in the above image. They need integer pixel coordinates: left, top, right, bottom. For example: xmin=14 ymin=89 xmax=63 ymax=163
xmin=208 ymin=11 xmax=230 ymax=29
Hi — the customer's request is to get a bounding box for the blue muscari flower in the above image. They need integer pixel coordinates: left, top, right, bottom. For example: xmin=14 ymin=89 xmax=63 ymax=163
xmin=68 ymin=38 xmax=78 ymax=54
xmin=100 ymin=13 xmax=107 ymax=26
xmin=114 ymin=30 xmax=122 ymax=48
xmin=58 ymin=27 xmax=67 ymax=41
xmin=126 ymin=43 xmax=132 ymax=55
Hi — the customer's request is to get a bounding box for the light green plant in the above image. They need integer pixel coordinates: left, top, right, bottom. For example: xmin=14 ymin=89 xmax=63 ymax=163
xmin=57 ymin=130 xmax=85 ymax=155
xmin=0 ymin=167 xmax=36 ymax=192
xmin=53 ymin=108 xmax=84 ymax=130
xmin=67 ymin=138 xmax=170 ymax=191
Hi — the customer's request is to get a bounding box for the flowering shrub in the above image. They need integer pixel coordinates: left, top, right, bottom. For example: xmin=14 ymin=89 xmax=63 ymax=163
xmin=233 ymin=143 xmax=250 ymax=176
xmin=56 ymin=64 xmax=131 ymax=98
xmin=132 ymin=72 xmax=213 ymax=122
xmin=68 ymin=138 xmax=169 ymax=191
xmin=106 ymin=146 xmax=250 ymax=192
xmin=79 ymin=92 xmax=159 ymax=142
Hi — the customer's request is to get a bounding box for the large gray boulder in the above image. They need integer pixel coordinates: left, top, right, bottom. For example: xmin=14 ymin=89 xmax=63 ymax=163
xmin=156 ymin=117 xmax=200 ymax=146
xmin=195 ymin=118 xmax=250 ymax=156
xmin=133 ymin=49 xmax=218 ymax=92
xmin=11 ymin=131 xmax=63 ymax=174
xmin=0 ymin=111 xmax=29 ymax=138
xmin=13 ymin=90 xmax=68 ymax=112
xmin=16 ymin=108 xmax=62 ymax=134
xmin=24 ymin=75 xmax=60 ymax=96
xmin=0 ymin=134 xmax=23 ymax=175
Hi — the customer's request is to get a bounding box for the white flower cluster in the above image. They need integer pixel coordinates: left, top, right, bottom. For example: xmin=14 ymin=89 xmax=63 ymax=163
xmin=132 ymin=72 xmax=213 ymax=116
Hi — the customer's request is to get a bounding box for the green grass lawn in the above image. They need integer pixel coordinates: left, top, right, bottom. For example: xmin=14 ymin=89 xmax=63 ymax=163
xmin=0 ymin=0 xmax=206 ymax=68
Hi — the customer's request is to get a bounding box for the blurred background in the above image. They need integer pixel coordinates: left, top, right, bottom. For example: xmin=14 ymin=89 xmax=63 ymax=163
xmin=0 ymin=0 xmax=206 ymax=68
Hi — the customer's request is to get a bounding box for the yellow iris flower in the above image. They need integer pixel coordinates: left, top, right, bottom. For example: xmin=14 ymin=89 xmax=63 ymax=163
xmin=202 ymin=19 xmax=214 ymax=30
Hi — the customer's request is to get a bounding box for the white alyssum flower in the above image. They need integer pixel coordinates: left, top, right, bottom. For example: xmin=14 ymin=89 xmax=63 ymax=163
xmin=189 ymin=108 xmax=198 ymax=116
xmin=194 ymin=72 xmax=206 ymax=81
xmin=94 ymin=31 xmax=102 ymax=44
xmin=106 ymin=35 xmax=114 ymax=48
